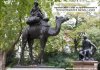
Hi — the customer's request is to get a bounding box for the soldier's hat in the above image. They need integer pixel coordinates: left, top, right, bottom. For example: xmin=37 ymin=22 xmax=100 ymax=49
xmin=34 ymin=1 xmax=38 ymax=6
xmin=83 ymin=35 xmax=88 ymax=39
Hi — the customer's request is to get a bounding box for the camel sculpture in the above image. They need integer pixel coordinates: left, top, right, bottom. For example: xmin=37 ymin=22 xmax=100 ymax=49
xmin=19 ymin=16 xmax=69 ymax=64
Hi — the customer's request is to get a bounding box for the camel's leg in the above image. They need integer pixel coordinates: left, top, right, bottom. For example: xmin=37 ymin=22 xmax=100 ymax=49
xmin=39 ymin=37 xmax=47 ymax=64
xmin=28 ymin=39 xmax=34 ymax=64
xmin=19 ymin=37 xmax=27 ymax=65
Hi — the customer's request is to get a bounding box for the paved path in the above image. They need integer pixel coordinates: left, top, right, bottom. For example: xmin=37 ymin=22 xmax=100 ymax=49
xmin=7 ymin=68 xmax=65 ymax=70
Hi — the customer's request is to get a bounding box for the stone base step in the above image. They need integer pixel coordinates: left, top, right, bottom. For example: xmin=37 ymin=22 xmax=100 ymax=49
xmin=7 ymin=68 xmax=65 ymax=70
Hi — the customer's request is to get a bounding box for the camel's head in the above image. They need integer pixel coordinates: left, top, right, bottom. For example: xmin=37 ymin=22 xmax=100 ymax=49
xmin=56 ymin=16 xmax=69 ymax=24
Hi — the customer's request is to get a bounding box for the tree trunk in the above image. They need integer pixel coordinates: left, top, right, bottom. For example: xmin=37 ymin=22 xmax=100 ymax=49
xmin=0 ymin=51 xmax=6 ymax=70
xmin=74 ymin=38 xmax=78 ymax=52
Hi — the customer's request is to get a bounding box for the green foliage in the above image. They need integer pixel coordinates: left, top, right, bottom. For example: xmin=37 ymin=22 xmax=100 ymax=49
xmin=86 ymin=27 xmax=100 ymax=46
xmin=0 ymin=0 xmax=100 ymax=68
xmin=94 ymin=48 xmax=100 ymax=61
xmin=44 ymin=52 xmax=77 ymax=68
xmin=6 ymin=50 xmax=18 ymax=67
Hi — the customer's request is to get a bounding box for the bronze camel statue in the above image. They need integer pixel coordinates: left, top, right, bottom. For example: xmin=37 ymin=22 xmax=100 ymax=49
xmin=19 ymin=16 xmax=69 ymax=65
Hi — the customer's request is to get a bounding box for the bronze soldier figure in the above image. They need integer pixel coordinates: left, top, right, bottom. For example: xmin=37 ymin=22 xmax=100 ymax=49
xmin=79 ymin=36 xmax=97 ymax=61
xmin=26 ymin=1 xmax=49 ymax=26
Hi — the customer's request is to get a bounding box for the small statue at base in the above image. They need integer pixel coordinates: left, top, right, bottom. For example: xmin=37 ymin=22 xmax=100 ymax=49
xmin=79 ymin=36 xmax=97 ymax=61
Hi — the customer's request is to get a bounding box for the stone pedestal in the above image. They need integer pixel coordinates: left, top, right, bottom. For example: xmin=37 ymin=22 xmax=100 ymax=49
xmin=7 ymin=65 xmax=65 ymax=70
xmin=0 ymin=51 xmax=6 ymax=70
xmin=7 ymin=68 xmax=65 ymax=70
xmin=73 ymin=61 xmax=98 ymax=70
